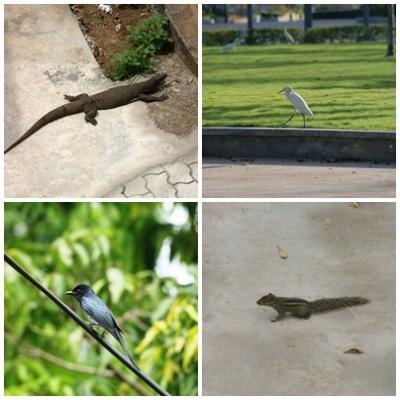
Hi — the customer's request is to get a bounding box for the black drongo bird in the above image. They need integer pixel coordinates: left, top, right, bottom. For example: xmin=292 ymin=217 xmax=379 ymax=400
xmin=65 ymin=284 xmax=139 ymax=370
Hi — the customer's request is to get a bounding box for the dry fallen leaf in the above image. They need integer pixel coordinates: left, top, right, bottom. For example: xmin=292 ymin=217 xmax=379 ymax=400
xmin=277 ymin=246 xmax=288 ymax=260
xmin=344 ymin=348 xmax=363 ymax=354
xmin=349 ymin=202 xmax=360 ymax=208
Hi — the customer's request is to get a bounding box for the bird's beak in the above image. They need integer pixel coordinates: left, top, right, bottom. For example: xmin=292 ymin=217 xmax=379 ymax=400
xmin=278 ymin=88 xmax=285 ymax=94
xmin=64 ymin=290 xmax=75 ymax=296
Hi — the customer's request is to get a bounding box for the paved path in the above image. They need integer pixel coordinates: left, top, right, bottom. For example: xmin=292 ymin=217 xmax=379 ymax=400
xmin=203 ymin=202 xmax=395 ymax=395
xmin=4 ymin=5 xmax=197 ymax=198
xmin=203 ymin=158 xmax=395 ymax=198
xmin=106 ymin=148 xmax=197 ymax=198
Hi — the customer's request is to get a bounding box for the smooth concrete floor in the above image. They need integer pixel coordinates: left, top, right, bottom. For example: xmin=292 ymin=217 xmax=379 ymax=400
xmin=203 ymin=158 xmax=395 ymax=198
xmin=203 ymin=203 xmax=395 ymax=395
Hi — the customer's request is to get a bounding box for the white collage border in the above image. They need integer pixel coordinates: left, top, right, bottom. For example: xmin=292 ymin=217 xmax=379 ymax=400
xmin=1 ymin=0 xmax=398 ymax=399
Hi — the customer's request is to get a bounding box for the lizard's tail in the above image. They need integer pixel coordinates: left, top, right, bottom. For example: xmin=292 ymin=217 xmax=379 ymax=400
xmin=5 ymin=102 xmax=83 ymax=154
xmin=310 ymin=297 xmax=369 ymax=313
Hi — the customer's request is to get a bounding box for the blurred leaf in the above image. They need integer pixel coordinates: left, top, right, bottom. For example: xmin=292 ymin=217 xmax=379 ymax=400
xmin=72 ymin=243 xmax=90 ymax=267
xmin=183 ymin=326 xmax=198 ymax=369
xmin=106 ymin=268 xmax=125 ymax=303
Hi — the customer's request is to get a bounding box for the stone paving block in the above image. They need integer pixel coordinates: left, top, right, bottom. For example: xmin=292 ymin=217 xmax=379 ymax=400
xmin=144 ymin=171 xmax=176 ymax=198
xmin=188 ymin=161 xmax=198 ymax=182
xmin=123 ymin=169 xmax=162 ymax=197
xmin=164 ymin=159 xmax=193 ymax=184
xmin=175 ymin=182 xmax=198 ymax=198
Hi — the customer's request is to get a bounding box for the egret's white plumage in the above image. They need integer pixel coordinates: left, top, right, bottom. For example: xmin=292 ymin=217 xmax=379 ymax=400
xmin=222 ymin=38 xmax=240 ymax=53
xmin=283 ymin=29 xmax=295 ymax=44
xmin=279 ymin=85 xmax=313 ymax=127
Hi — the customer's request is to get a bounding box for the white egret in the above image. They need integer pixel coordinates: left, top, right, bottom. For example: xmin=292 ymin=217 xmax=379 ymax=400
xmin=222 ymin=38 xmax=240 ymax=53
xmin=278 ymin=86 xmax=314 ymax=128
xmin=283 ymin=29 xmax=295 ymax=44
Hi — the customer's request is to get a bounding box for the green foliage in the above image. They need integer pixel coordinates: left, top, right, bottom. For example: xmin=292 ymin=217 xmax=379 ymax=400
xmin=203 ymin=29 xmax=241 ymax=46
xmin=5 ymin=202 xmax=198 ymax=396
xmin=249 ymin=28 xmax=303 ymax=44
xmin=304 ymin=25 xmax=387 ymax=44
xmin=110 ymin=14 xmax=172 ymax=80
xmin=127 ymin=13 xmax=171 ymax=54
xmin=203 ymin=43 xmax=395 ymax=131
xmin=203 ymin=25 xmax=387 ymax=46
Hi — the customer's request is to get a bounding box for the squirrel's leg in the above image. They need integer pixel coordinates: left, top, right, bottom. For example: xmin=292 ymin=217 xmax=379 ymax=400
xmin=271 ymin=311 xmax=285 ymax=322
xmin=64 ymin=93 xmax=89 ymax=102
xmin=83 ymin=102 xmax=98 ymax=126
xmin=299 ymin=311 xmax=311 ymax=319
xmin=295 ymin=306 xmax=312 ymax=319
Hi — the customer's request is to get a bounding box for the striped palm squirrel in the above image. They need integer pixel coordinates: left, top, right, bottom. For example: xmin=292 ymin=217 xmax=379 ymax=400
xmin=257 ymin=293 xmax=369 ymax=322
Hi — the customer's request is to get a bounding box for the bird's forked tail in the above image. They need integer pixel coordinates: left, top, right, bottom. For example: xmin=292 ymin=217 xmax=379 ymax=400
xmin=114 ymin=329 xmax=140 ymax=371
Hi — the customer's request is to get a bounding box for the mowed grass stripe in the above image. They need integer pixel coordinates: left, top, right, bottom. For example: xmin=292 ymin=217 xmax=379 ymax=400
xmin=203 ymin=43 xmax=395 ymax=131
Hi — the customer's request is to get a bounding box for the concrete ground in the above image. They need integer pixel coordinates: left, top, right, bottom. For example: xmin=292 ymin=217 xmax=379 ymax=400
xmin=203 ymin=203 xmax=395 ymax=396
xmin=4 ymin=5 xmax=197 ymax=198
xmin=203 ymin=158 xmax=395 ymax=198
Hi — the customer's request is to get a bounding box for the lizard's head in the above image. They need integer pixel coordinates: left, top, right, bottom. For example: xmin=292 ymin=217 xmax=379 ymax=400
xmin=143 ymin=72 xmax=168 ymax=92
xmin=256 ymin=293 xmax=276 ymax=306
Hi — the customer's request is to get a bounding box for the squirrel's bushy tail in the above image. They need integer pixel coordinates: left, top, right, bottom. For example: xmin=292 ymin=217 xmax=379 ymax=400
xmin=310 ymin=297 xmax=369 ymax=313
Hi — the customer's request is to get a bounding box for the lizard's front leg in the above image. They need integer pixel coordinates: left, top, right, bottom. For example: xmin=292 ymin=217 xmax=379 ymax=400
xmin=138 ymin=93 xmax=168 ymax=102
xmin=64 ymin=93 xmax=89 ymax=102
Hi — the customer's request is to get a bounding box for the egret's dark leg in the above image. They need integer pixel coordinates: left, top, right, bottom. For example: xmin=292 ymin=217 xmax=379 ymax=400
xmin=302 ymin=114 xmax=306 ymax=128
xmin=282 ymin=111 xmax=296 ymax=127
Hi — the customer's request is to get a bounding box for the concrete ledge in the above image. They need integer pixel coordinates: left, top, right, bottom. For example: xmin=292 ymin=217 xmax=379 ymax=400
xmin=165 ymin=5 xmax=198 ymax=76
xmin=203 ymin=127 xmax=396 ymax=162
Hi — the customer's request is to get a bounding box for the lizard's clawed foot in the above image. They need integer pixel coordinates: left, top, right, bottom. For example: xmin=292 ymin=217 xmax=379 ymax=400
xmin=85 ymin=117 xmax=98 ymax=126
xmin=160 ymin=94 xmax=169 ymax=100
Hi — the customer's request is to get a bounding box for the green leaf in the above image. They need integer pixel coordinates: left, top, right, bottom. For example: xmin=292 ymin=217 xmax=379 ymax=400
xmin=106 ymin=268 xmax=125 ymax=303
xmin=72 ymin=243 xmax=90 ymax=266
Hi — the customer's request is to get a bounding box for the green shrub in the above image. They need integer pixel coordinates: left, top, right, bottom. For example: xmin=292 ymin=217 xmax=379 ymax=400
xmin=249 ymin=28 xmax=303 ymax=44
xmin=203 ymin=27 xmax=304 ymax=45
xmin=304 ymin=25 xmax=387 ymax=43
xmin=203 ymin=25 xmax=387 ymax=46
xmin=202 ymin=29 xmax=241 ymax=46
xmin=127 ymin=13 xmax=172 ymax=53
xmin=110 ymin=14 xmax=172 ymax=80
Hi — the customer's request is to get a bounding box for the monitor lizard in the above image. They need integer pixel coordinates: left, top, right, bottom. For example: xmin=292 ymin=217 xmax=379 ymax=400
xmin=5 ymin=72 xmax=168 ymax=154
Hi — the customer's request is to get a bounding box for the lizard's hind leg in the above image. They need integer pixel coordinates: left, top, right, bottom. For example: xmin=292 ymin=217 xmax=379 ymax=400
xmin=83 ymin=103 xmax=98 ymax=126
xmin=64 ymin=93 xmax=89 ymax=102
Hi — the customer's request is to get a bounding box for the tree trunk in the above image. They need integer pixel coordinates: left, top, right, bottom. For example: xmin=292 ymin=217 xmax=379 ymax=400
xmin=304 ymin=5 xmax=313 ymax=30
xmin=386 ymin=4 xmax=395 ymax=57
xmin=247 ymin=5 xmax=254 ymax=44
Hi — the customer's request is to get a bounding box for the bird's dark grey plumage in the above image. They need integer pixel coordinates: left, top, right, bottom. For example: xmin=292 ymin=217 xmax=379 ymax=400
xmin=65 ymin=284 xmax=139 ymax=369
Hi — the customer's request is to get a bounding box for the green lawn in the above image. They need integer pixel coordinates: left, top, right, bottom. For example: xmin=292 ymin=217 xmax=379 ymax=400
xmin=203 ymin=43 xmax=395 ymax=131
